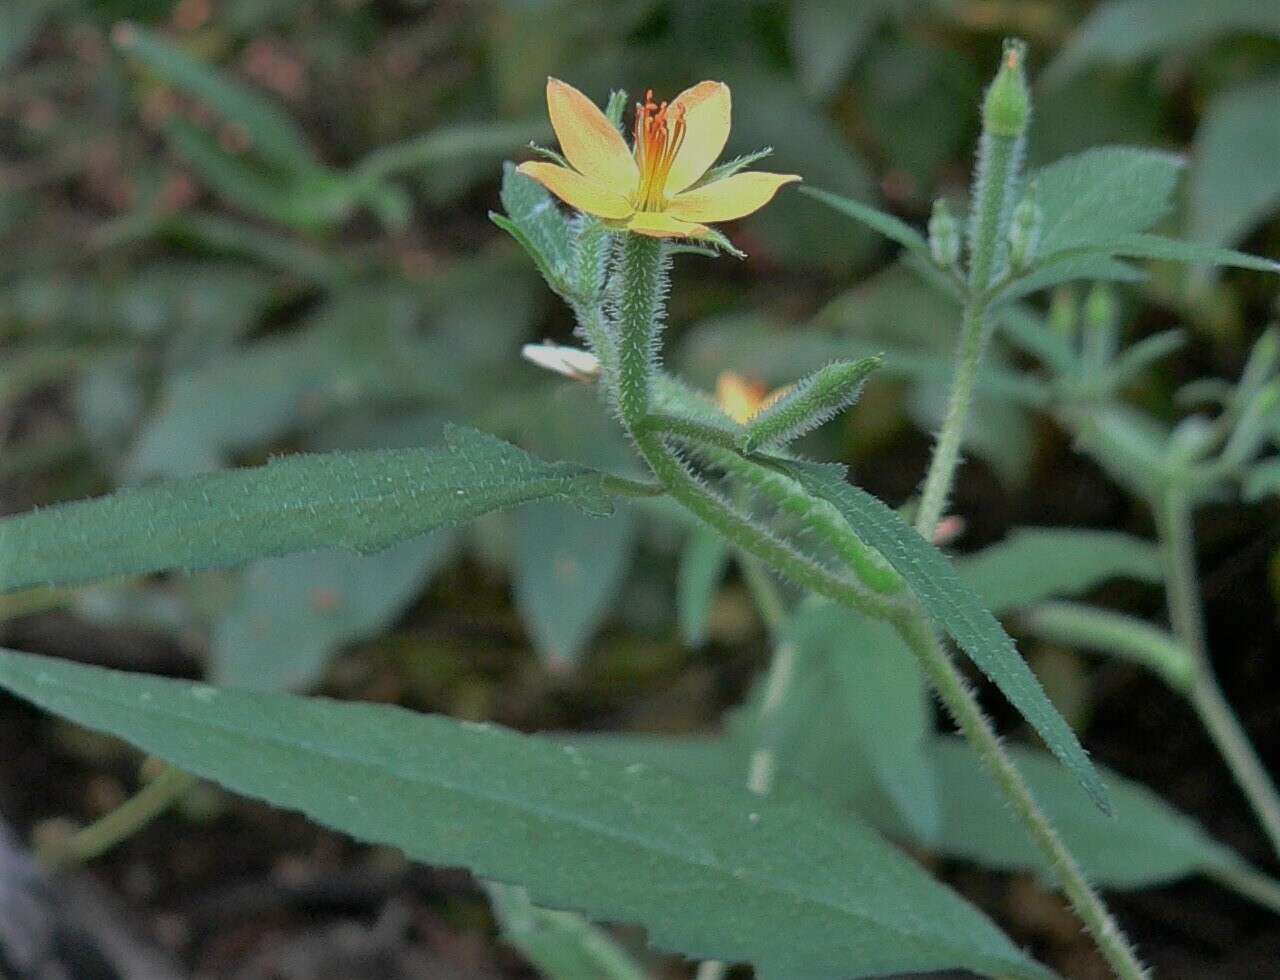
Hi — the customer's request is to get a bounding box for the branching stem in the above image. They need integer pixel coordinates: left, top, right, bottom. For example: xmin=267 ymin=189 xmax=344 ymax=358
xmin=1158 ymin=489 xmax=1280 ymax=857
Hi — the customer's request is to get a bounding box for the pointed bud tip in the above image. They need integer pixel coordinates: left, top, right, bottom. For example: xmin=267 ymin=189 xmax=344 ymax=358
xmin=983 ymin=37 xmax=1031 ymax=138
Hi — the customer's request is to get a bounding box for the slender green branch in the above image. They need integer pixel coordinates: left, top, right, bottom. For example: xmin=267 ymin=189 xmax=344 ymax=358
xmin=1158 ymin=491 xmax=1280 ymax=857
xmin=599 ymin=474 xmax=666 ymax=498
xmin=39 ymin=763 xmax=197 ymax=868
xmin=641 ymin=412 xmax=744 ymax=453
xmin=1207 ymin=864 xmax=1280 ymax=917
xmin=894 ymin=615 xmax=1149 ymax=979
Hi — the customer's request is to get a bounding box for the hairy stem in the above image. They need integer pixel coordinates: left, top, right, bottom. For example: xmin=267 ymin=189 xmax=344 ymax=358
xmin=895 ymin=614 xmax=1149 ymax=979
xmin=1158 ymin=490 xmax=1280 ymax=857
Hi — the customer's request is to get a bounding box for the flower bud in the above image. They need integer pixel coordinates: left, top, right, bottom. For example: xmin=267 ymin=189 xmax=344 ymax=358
xmin=982 ymin=38 xmax=1031 ymax=139
xmin=928 ymin=199 xmax=961 ymax=268
xmin=1082 ymin=283 xmax=1120 ymax=366
xmin=1008 ymin=180 xmax=1041 ymax=270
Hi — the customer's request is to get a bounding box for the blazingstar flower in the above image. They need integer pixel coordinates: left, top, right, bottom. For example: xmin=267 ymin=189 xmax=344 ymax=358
xmin=715 ymin=371 xmax=787 ymax=424
xmin=518 ymin=78 xmax=800 ymax=240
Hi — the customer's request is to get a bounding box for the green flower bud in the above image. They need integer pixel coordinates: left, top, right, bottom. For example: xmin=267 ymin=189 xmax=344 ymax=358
xmin=1082 ymin=282 xmax=1120 ymax=367
xmin=982 ymin=38 xmax=1031 ymax=138
xmin=928 ymin=199 xmax=961 ymax=268
xmin=1008 ymin=180 xmax=1041 ymax=269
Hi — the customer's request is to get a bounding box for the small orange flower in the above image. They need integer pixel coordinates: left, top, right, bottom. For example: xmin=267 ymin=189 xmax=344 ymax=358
xmin=518 ymin=78 xmax=800 ymax=240
xmin=715 ymin=371 xmax=788 ymax=424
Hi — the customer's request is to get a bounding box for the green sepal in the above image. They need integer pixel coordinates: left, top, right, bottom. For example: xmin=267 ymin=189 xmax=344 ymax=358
xmin=741 ymin=356 xmax=882 ymax=452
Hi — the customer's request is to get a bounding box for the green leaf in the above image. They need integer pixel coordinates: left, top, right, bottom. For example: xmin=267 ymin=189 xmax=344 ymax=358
xmin=1244 ymin=458 xmax=1280 ymax=501
xmin=1094 ymin=233 xmax=1280 ymax=274
xmin=1045 ymin=0 xmax=1280 ymax=84
xmin=781 ymin=461 xmax=1110 ymax=811
xmin=958 ymin=529 xmax=1163 ymax=616
xmin=514 ymin=502 xmax=636 ymax=669
xmin=787 ymin=0 xmax=882 ymax=98
xmin=1033 ymin=146 xmax=1183 ymax=258
xmin=741 ymin=357 xmax=881 ymax=452
xmin=580 ymin=731 xmax=1245 ymax=893
xmin=1019 ymin=602 xmax=1196 ymax=691
xmin=757 ymin=602 xmax=941 ymax=843
xmin=990 ymin=253 xmax=1145 ymax=308
xmin=115 ymin=22 xmax=316 ymax=173
xmin=876 ymin=738 xmax=1246 ymax=889
xmin=494 ymin=162 xmax=574 ymax=290
xmin=0 ymin=425 xmax=613 ymax=594
xmin=485 ymin=882 xmax=649 ymax=980
xmin=677 ymin=526 xmax=729 ymax=648
xmin=211 ymin=534 xmax=453 ymax=692
xmin=1191 ymin=78 xmax=1280 ymax=252
xmin=798 ymin=186 xmax=931 ymax=258
xmin=0 ymin=650 xmax=1055 ymax=980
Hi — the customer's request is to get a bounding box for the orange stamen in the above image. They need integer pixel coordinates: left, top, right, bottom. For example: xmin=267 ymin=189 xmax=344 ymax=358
xmin=632 ymin=89 xmax=686 ymax=211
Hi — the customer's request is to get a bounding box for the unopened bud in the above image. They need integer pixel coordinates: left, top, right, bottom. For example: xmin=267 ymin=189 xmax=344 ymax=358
xmin=928 ymin=199 xmax=961 ymax=268
xmin=521 ymin=342 xmax=601 ymax=382
xmin=982 ymin=38 xmax=1031 ymax=138
xmin=1048 ymin=287 xmax=1078 ymax=341
xmin=1082 ymin=283 xmax=1120 ymax=366
xmin=1008 ymin=180 xmax=1041 ymax=269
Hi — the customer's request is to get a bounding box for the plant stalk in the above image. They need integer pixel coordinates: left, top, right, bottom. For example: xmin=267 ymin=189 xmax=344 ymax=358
xmin=39 ymin=763 xmax=197 ymax=868
xmin=1157 ymin=490 xmax=1280 ymax=857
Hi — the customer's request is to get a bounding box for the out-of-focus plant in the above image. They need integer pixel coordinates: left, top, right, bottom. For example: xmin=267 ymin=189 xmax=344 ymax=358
xmin=4 ymin=10 xmax=1280 ymax=979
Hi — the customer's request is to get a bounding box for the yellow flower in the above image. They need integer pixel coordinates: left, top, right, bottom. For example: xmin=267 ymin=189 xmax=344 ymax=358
xmin=715 ymin=371 xmax=788 ymax=424
xmin=518 ymin=78 xmax=800 ymax=240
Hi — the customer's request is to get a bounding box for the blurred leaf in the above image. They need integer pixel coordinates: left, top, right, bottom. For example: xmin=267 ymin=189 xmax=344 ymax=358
xmin=747 ymin=601 xmax=940 ymax=843
xmin=514 ymin=502 xmax=636 ymax=668
xmin=0 ymin=1 xmax=59 ymax=73
xmin=126 ymin=286 xmax=445 ymax=479
xmin=1092 ymin=233 xmax=1280 ymax=274
xmin=485 ymin=883 xmax=649 ymax=980
xmin=1032 ymin=72 xmax=1163 ymax=166
xmin=727 ymin=71 xmax=875 ymax=269
xmin=211 ymin=533 xmax=452 ymax=692
xmin=1244 ymin=457 xmax=1280 ymax=501
xmin=788 ymin=0 xmax=881 ymax=99
xmin=991 ymin=254 xmax=1145 ymax=308
xmin=1020 ymin=602 xmax=1196 ymax=690
xmin=580 ymin=731 xmax=1244 ymax=892
xmin=782 ymin=460 xmax=1110 ymax=812
xmin=958 ymin=529 xmax=1164 ymax=616
xmin=1046 ymin=0 xmax=1280 ymax=84
xmin=0 ymin=425 xmax=614 ymax=593
xmin=1190 ymin=77 xmax=1280 ymax=250
xmin=115 ymin=22 xmax=316 ymax=173
xmin=861 ymin=39 xmax=979 ymax=185
xmin=0 ymin=650 xmax=1056 ymax=980
xmin=677 ymin=526 xmax=729 ymax=648
xmin=875 ymin=738 xmax=1246 ymax=890
xmin=798 ymin=186 xmax=930 ymax=259
xmin=1034 ymin=146 xmax=1183 ymax=258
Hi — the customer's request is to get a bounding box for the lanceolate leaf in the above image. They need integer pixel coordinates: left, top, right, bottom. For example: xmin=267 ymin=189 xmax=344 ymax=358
xmin=799 ymin=186 xmax=931 ymax=258
xmin=677 ymin=525 xmax=729 ymax=648
xmin=781 ymin=460 xmax=1110 ymax=811
xmin=582 ymin=733 xmax=1245 ymax=892
xmin=0 ymin=650 xmax=1054 ymax=980
xmin=1033 ymin=146 xmax=1183 ymax=257
xmin=0 ymin=425 xmax=612 ymax=594
xmin=1094 ymin=233 xmax=1280 ymax=274
xmin=958 ymin=528 xmax=1163 ymax=615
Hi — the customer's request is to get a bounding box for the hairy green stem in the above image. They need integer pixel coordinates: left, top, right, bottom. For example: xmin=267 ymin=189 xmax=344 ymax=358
xmin=914 ymin=123 xmax=1022 ymax=538
xmin=1158 ymin=490 xmax=1280 ymax=857
xmin=894 ymin=614 xmax=1149 ymax=979
xmin=39 ymin=763 xmax=197 ymax=868
xmin=1208 ymin=865 xmax=1280 ymax=917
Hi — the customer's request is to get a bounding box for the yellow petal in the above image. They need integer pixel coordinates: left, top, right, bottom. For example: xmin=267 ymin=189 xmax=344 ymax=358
xmin=517 ymin=161 xmax=634 ymax=219
xmin=624 ymin=211 xmax=710 ymax=239
xmin=664 ymin=81 xmax=731 ymax=195
xmin=715 ymin=371 xmax=769 ymax=424
xmin=546 ymin=77 xmax=638 ymax=192
xmin=668 ymin=171 xmax=801 ymax=223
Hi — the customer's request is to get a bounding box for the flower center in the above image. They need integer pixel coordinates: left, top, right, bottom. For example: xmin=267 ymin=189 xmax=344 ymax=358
xmin=632 ymin=90 xmax=686 ymax=212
